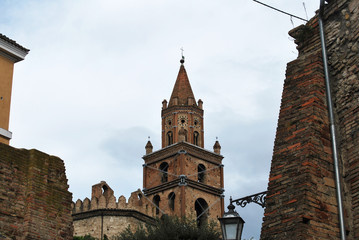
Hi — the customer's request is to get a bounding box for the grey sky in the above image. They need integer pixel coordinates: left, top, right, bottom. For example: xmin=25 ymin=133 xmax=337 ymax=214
xmin=2 ymin=0 xmax=319 ymax=239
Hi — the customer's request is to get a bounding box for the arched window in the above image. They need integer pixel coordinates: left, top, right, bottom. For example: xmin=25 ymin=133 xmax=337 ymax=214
xmin=198 ymin=164 xmax=206 ymax=183
xmin=153 ymin=195 xmax=161 ymax=215
xmin=167 ymin=131 xmax=173 ymax=146
xmin=168 ymin=192 xmax=175 ymax=211
xmin=159 ymin=162 xmax=169 ymax=183
xmin=102 ymin=185 xmax=108 ymax=195
xmin=195 ymin=198 xmax=208 ymax=227
xmin=138 ymin=193 xmax=143 ymax=206
xmin=193 ymin=131 xmax=199 ymax=146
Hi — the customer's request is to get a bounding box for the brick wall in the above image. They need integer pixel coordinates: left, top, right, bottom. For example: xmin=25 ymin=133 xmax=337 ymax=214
xmin=261 ymin=0 xmax=359 ymax=239
xmin=0 ymin=143 xmax=73 ymax=239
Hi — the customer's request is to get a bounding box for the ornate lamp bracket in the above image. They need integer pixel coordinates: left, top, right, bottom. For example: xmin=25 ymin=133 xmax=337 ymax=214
xmin=231 ymin=191 xmax=267 ymax=208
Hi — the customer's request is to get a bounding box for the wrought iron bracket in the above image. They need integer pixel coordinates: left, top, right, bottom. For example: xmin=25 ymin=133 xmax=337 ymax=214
xmin=231 ymin=191 xmax=267 ymax=208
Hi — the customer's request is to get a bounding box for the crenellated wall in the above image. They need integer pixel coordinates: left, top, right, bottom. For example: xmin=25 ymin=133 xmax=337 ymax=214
xmin=72 ymin=181 xmax=155 ymax=239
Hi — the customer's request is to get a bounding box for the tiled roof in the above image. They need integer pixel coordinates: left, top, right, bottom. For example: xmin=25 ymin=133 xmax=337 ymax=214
xmin=0 ymin=33 xmax=29 ymax=53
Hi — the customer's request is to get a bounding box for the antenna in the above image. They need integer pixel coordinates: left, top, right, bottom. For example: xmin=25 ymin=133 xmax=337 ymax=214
xmin=303 ymin=2 xmax=309 ymax=21
xmin=253 ymin=0 xmax=308 ymax=22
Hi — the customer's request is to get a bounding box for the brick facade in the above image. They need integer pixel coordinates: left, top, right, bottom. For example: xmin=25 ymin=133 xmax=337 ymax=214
xmin=261 ymin=0 xmax=359 ymax=239
xmin=0 ymin=143 xmax=73 ymax=239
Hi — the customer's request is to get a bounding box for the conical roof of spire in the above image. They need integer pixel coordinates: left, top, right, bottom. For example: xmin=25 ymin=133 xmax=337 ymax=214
xmin=168 ymin=58 xmax=196 ymax=107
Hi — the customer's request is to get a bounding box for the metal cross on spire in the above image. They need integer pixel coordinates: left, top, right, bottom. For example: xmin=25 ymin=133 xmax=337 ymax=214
xmin=180 ymin=47 xmax=185 ymax=64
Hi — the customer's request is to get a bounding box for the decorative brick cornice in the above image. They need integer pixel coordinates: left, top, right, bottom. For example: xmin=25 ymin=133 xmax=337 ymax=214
xmin=162 ymin=106 xmax=203 ymax=117
xmin=143 ymin=141 xmax=223 ymax=165
xmin=143 ymin=178 xmax=224 ymax=197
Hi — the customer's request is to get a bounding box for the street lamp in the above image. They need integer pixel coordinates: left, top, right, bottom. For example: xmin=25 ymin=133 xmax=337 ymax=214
xmin=218 ymin=197 xmax=245 ymax=240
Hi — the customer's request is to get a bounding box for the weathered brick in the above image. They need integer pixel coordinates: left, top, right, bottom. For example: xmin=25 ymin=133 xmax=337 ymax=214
xmin=261 ymin=0 xmax=359 ymax=239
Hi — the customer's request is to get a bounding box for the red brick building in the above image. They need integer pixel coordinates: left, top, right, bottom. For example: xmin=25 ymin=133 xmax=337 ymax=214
xmin=261 ymin=0 xmax=359 ymax=239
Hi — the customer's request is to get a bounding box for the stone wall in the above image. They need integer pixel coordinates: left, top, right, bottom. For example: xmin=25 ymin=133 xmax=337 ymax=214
xmin=261 ymin=0 xmax=359 ymax=239
xmin=0 ymin=143 xmax=73 ymax=239
xmin=72 ymin=182 xmax=155 ymax=239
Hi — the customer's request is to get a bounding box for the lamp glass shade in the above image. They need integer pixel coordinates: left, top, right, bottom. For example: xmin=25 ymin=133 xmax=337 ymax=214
xmin=224 ymin=223 xmax=237 ymax=239
xmin=219 ymin=215 xmax=245 ymax=240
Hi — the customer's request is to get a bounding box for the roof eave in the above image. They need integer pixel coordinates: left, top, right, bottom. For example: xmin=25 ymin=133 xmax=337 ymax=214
xmin=0 ymin=37 xmax=29 ymax=63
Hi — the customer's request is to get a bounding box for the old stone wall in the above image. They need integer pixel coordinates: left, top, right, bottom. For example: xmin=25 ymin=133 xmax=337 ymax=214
xmin=72 ymin=186 xmax=154 ymax=218
xmin=72 ymin=182 xmax=155 ymax=239
xmin=0 ymin=143 xmax=73 ymax=239
xmin=325 ymin=0 xmax=359 ymax=238
xmin=73 ymin=214 xmax=147 ymax=239
xmin=261 ymin=0 xmax=359 ymax=239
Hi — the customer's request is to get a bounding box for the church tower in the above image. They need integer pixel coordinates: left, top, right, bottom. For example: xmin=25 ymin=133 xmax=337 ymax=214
xmin=143 ymin=57 xmax=224 ymax=226
xmin=161 ymin=57 xmax=204 ymax=148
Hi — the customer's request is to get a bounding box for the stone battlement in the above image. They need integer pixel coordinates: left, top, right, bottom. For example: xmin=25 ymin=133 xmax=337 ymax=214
xmin=72 ymin=181 xmax=154 ymax=217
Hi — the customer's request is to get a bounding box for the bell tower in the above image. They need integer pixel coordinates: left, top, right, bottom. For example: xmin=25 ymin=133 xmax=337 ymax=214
xmin=143 ymin=58 xmax=224 ymax=226
xmin=161 ymin=57 xmax=204 ymax=148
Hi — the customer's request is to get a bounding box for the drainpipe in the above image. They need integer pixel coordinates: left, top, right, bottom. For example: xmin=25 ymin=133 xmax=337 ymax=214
xmin=318 ymin=1 xmax=346 ymax=239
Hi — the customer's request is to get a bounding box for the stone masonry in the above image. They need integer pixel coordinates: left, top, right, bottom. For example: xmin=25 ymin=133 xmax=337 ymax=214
xmin=72 ymin=181 xmax=155 ymax=239
xmin=0 ymin=143 xmax=73 ymax=239
xmin=261 ymin=0 xmax=359 ymax=239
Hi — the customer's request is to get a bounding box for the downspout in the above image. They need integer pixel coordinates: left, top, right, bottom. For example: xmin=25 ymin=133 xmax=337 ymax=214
xmin=318 ymin=1 xmax=346 ymax=239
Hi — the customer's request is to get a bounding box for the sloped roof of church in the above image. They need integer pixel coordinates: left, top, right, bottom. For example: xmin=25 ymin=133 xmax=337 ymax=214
xmin=168 ymin=60 xmax=196 ymax=107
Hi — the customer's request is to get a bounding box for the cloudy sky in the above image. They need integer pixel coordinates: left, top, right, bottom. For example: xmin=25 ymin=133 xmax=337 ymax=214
xmin=2 ymin=0 xmax=319 ymax=239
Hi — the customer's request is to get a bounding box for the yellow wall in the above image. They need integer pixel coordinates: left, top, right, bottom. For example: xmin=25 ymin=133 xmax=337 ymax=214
xmin=0 ymin=54 xmax=14 ymax=144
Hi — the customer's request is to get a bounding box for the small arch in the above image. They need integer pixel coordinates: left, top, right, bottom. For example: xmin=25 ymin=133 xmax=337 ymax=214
xmin=195 ymin=198 xmax=209 ymax=227
xmin=198 ymin=164 xmax=206 ymax=183
xmin=159 ymin=162 xmax=169 ymax=183
xmin=193 ymin=131 xmax=199 ymax=146
xmin=102 ymin=185 xmax=108 ymax=195
xmin=153 ymin=195 xmax=161 ymax=215
xmin=138 ymin=193 xmax=143 ymax=206
xmin=168 ymin=192 xmax=175 ymax=211
xmin=167 ymin=131 xmax=173 ymax=146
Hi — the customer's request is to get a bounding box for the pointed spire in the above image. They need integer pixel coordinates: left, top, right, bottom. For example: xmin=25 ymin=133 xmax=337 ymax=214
xmin=145 ymin=136 xmax=153 ymax=155
xmin=213 ymin=137 xmax=221 ymax=154
xmin=168 ymin=58 xmax=196 ymax=107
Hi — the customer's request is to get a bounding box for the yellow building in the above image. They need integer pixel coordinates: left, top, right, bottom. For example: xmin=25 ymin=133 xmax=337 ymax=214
xmin=0 ymin=34 xmax=29 ymax=144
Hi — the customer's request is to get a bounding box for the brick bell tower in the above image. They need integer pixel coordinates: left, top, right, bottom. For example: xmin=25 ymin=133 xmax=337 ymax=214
xmin=142 ymin=57 xmax=224 ymax=225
